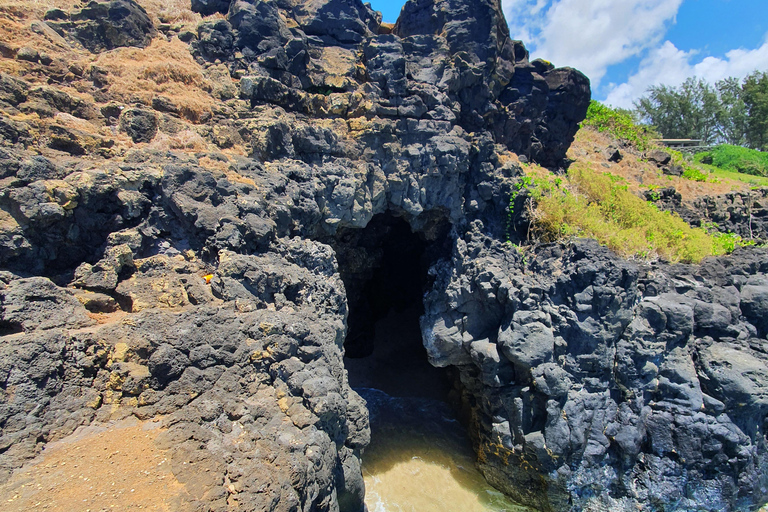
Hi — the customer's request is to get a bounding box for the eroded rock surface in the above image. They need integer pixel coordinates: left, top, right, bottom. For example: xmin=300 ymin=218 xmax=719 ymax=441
xmin=0 ymin=0 xmax=766 ymax=511
xmin=46 ymin=0 xmax=157 ymax=53
xmin=647 ymin=187 xmax=768 ymax=242
xmin=422 ymin=231 xmax=768 ymax=511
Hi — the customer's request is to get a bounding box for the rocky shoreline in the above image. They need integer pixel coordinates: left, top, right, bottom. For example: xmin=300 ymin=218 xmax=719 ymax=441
xmin=0 ymin=0 xmax=767 ymax=511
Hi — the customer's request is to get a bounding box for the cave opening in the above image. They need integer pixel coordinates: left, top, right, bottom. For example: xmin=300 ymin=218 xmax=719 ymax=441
xmin=331 ymin=212 xmax=529 ymax=512
xmin=330 ymin=211 xmax=453 ymax=400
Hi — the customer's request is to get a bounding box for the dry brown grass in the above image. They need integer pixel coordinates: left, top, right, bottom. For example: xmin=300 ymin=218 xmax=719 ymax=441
xmin=94 ymin=38 xmax=213 ymax=122
xmin=0 ymin=0 xmax=213 ymax=122
xmin=0 ymin=0 xmax=79 ymax=20
xmin=139 ymin=0 xmax=202 ymax=28
xmin=0 ymin=6 xmax=78 ymax=77
xmin=0 ymin=0 xmax=206 ymax=98
xmin=568 ymin=127 xmax=750 ymax=204
xmin=0 ymin=0 xmax=201 ymax=27
xmin=150 ymin=129 xmax=210 ymax=152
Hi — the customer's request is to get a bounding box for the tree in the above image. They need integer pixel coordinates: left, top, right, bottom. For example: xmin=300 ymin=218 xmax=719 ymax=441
xmin=742 ymin=71 xmax=768 ymax=150
xmin=634 ymin=77 xmax=720 ymax=143
xmin=715 ymin=77 xmax=748 ymax=146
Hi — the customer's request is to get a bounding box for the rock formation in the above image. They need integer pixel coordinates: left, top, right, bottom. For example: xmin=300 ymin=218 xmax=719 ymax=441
xmin=646 ymin=187 xmax=768 ymax=242
xmin=0 ymin=0 xmax=766 ymax=511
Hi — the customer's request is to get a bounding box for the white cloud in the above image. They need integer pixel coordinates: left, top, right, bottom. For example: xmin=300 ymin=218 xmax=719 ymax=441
xmin=603 ymin=35 xmax=768 ymax=109
xmin=501 ymin=0 xmax=683 ymax=86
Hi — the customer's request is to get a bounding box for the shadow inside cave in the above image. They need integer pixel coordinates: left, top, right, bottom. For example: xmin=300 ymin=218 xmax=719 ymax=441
xmin=331 ymin=211 xmax=452 ymax=401
xmin=330 ymin=213 xmax=537 ymax=512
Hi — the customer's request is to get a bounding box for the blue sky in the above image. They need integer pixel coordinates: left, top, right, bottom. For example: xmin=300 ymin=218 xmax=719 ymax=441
xmin=367 ymin=0 xmax=768 ymax=108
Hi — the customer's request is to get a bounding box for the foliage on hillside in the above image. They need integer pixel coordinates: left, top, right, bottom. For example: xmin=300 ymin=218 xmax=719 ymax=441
xmin=583 ymin=101 xmax=718 ymax=183
xmin=512 ymin=163 xmax=749 ymax=263
xmin=694 ymin=144 xmax=768 ymax=178
xmin=581 ymin=100 xmax=658 ymax=151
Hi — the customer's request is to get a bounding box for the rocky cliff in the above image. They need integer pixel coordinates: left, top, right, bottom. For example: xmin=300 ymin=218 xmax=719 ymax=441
xmin=0 ymin=0 xmax=766 ymax=511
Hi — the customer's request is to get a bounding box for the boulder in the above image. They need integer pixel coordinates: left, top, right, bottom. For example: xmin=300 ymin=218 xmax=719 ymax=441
xmin=191 ymin=0 xmax=231 ymax=16
xmin=48 ymin=0 xmax=156 ymax=53
xmin=119 ymin=108 xmax=158 ymax=143
xmin=0 ymin=277 xmax=94 ymax=332
xmin=647 ymin=149 xmax=672 ymax=166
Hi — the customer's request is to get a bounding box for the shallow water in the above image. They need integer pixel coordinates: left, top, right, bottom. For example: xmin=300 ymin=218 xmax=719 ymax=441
xmin=358 ymin=388 xmax=538 ymax=512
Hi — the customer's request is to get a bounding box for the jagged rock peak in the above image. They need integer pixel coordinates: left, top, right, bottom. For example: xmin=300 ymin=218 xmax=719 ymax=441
xmin=190 ymin=0 xmax=590 ymax=166
xmin=394 ymin=0 xmax=514 ymax=69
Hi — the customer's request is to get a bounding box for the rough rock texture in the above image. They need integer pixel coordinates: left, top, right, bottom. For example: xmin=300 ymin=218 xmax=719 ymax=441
xmin=46 ymin=0 xmax=157 ymax=53
xmin=422 ymin=231 xmax=768 ymax=511
xmin=0 ymin=0 xmax=766 ymax=511
xmin=0 ymin=251 xmax=369 ymax=512
xmin=191 ymin=0 xmax=589 ymax=167
xmin=646 ymin=187 xmax=768 ymax=242
xmin=687 ymin=189 xmax=768 ymax=241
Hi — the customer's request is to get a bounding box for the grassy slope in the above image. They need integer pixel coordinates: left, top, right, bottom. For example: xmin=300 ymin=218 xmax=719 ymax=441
xmin=698 ymin=163 xmax=768 ymax=187
xmin=514 ymin=102 xmax=765 ymax=263
xmin=694 ymin=144 xmax=768 ymax=179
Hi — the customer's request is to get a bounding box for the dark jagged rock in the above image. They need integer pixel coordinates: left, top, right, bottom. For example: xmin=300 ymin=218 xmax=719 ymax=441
xmin=0 ymin=115 xmax=30 ymax=145
xmin=690 ymin=189 xmax=768 ymax=241
xmin=190 ymin=0 xmax=588 ymax=167
xmin=650 ymin=187 xmax=768 ymax=242
xmin=119 ymin=108 xmax=159 ymax=143
xmin=190 ymin=0 xmax=231 ymax=16
xmin=14 ymin=156 xmax=66 ymax=184
xmin=46 ymin=0 xmax=156 ymax=53
xmin=391 ymin=0 xmax=591 ymax=166
xmin=647 ymin=149 xmax=672 ymax=166
xmin=422 ymin=233 xmax=768 ymax=511
xmin=0 ymin=0 xmax=766 ymax=511
xmin=293 ymin=0 xmax=381 ymax=44
xmin=0 ymin=73 xmax=29 ymax=108
xmin=19 ymin=86 xmax=99 ymax=120
xmin=15 ymin=47 xmax=40 ymax=63
xmin=0 ymin=276 xmax=95 ymax=333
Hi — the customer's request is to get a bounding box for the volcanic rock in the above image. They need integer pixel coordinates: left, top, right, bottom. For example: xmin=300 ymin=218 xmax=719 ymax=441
xmin=0 ymin=1 xmax=765 ymax=511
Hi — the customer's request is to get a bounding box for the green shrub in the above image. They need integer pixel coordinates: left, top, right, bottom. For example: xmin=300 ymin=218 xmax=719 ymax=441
xmin=666 ymin=148 xmax=714 ymax=182
xmin=694 ymin=144 xmax=768 ymax=177
xmin=582 ymin=100 xmax=658 ymax=151
xmin=710 ymin=231 xmax=755 ymax=253
xmin=682 ymin=167 xmax=709 ymax=182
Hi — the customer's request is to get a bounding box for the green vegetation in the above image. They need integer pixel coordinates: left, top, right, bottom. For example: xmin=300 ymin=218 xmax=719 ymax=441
xmin=694 ymin=144 xmax=768 ymax=177
xmin=584 ymin=101 xmax=718 ymax=183
xmin=667 ymin=148 xmax=713 ymax=182
xmin=635 ymin=77 xmax=720 ymax=143
xmin=516 ymin=85 xmax=768 ymax=263
xmin=742 ymin=72 xmax=768 ymax=150
xmin=582 ymin=100 xmax=658 ymax=151
xmin=512 ymin=164 xmax=744 ymax=263
xmin=696 ymin=163 xmax=768 ymax=187
xmin=709 ymin=230 xmax=756 ymax=253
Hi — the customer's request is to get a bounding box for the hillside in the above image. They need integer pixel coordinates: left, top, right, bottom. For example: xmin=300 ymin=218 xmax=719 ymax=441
xmin=0 ymin=1 xmax=767 ymax=512
xmin=509 ymin=105 xmax=768 ymax=263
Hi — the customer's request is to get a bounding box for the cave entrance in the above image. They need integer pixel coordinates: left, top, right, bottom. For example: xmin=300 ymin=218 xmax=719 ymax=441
xmin=332 ymin=213 xmax=529 ymax=512
xmin=331 ymin=212 xmax=452 ymax=400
